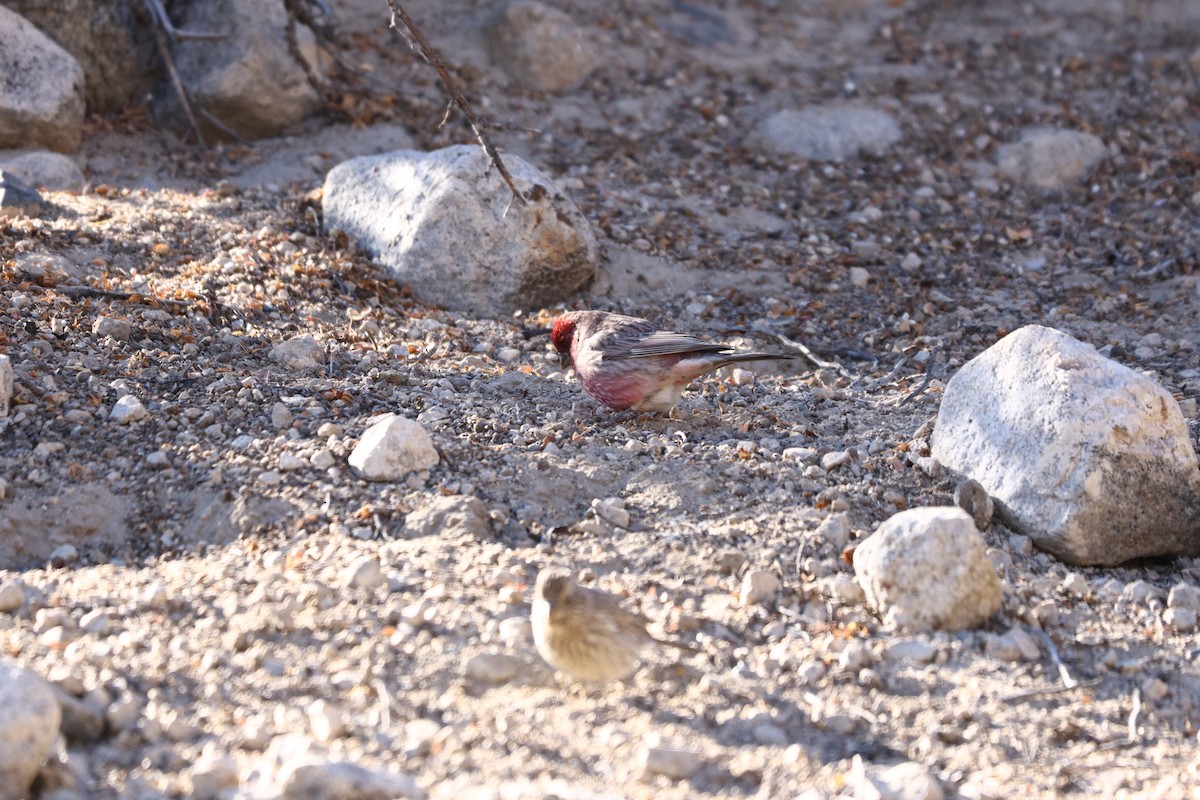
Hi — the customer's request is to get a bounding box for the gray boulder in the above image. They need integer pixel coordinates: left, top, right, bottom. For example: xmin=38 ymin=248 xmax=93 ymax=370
xmin=0 ymin=5 xmax=86 ymax=153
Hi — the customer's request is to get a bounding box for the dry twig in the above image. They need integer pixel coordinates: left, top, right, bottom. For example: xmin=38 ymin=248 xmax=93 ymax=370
xmin=384 ymin=0 xmax=526 ymax=208
xmin=1001 ymin=631 xmax=1101 ymax=702
xmin=775 ymin=333 xmax=854 ymax=378
xmin=897 ymin=346 xmax=941 ymax=407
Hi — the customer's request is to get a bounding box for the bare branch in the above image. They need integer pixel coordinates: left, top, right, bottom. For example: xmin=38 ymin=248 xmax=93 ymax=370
xmin=383 ymin=1 xmax=526 ymax=207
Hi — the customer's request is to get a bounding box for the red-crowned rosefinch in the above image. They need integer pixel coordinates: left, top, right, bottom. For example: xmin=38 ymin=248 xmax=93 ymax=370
xmin=546 ymin=310 xmax=793 ymax=413
xmin=532 ymin=568 xmax=695 ymax=682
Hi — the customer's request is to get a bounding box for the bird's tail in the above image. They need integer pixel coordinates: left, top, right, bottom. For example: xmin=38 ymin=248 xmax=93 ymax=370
xmin=719 ymin=352 xmax=796 ymax=365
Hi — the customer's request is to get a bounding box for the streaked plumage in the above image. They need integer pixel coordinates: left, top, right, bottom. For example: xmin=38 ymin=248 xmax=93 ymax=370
xmin=549 ymin=310 xmax=792 ymax=412
xmin=532 ymin=568 xmax=693 ymax=682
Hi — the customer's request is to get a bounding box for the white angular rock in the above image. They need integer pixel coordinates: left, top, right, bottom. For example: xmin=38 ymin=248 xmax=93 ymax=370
xmin=641 ymin=745 xmax=703 ymax=780
xmin=0 ymin=6 xmax=86 ymax=153
xmin=852 ymin=757 xmax=944 ymax=800
xmin=278 ymin=758 xmax=424 ymax=800
xmin=1164 ymin=607 xmax=1197 ymax=632
xmin=269 ymin=335 xmax=325 ymax=372
xmin=740 ymin=569 xmax=781 ymax=606
xmin=997 ymin=128 xmax=1106 ymax=191
xmin=322 ymin=145 xmax=597 ymax=315
xmin=884 ymin=639 xmax=938 ymax=664
xmin=758 ymin=105 xmax=902 ymax=161
xmin=854 ymin=507 xmax=1002 ymax=632
xmin=348 ymin=415 xmax=438 ymax=481
xmin=307 ymin=699 xmax=345 ymax=743
xmin=931 ymin=325 xmax=1200 ymax=566
xmin=342 ymin=556 xmax=385 ymax=591
xmin=404 ymin=494 xmax=491 ymax=538
xmin=0 ymin=662 xmax=62 ymax=800
xmin=984 ymin=627 xmax=1040 ymax=662
xmin=815 ymin=512 xmax=852 ymax=549
xmin=109 ymin=394 xmax=147 ymax=424
xmin=486 ymin=0 xmax=597 ymax=92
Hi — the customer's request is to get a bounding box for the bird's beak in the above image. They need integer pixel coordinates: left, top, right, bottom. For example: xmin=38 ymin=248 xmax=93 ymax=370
xmin=558 ymin=351 xmax=571 ymax=371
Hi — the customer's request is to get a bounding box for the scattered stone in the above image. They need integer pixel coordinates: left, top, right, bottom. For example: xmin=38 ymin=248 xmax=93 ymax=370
xmin=146 ymin=450 xmax=171 ymax=470
xmin=758 ymin=105 xmax=902 ymax=161
xmin=269 ymin=335 xmax=325 ymax=372
xmin=849 ymin=266 xmax=871 ymax=288
xmin=0 ymin=170 xmax=43 ymax=217
xmin=900 ymin=252 xmax=922 ymax=272
xmin=342 ymin=556 xmax=385 ymax=591
xmin=931 ymin=325 xmax=1200 ymax=565
xmin=109 ymin=395 xmax=147 ymax=424
xmin=183 ymin=751 xmax=240 ymax=800
xmin=271 ymin=402 xmax=294 ymax=430
xmin=404 ymin=494 xmax=490 ymax=539
xmin=884 ymin=639 xmax=938 ymax=664
xmin=1163 ymin=607 xmax=1197 ymax=632
xmin=0 ymin=581 xmax=23 ymax=613
xmin=0 ymin=662 xmax=61 ymax=798
xmin=464 ymin=652 xmax=522 ymax=684
xmin=307 ymin=699 xmax=345 ymax=742
xmin=0 ymin=149 xmax=86 ymax=192
xmin=821 ymin=450 xmax=853 ymax=471
xmin=486 ymin=0 xmax=597 ymax=93
xmin=984 ymin=627 xmax=1040 ymax=662
xmin=348 ymin=415 xmax=439 ymax=481
xmin=92 ymin=316 xmax=133 ymax=341
xmin=641 ymin=745 xmax=703 ymax=780
xmin=817 ymin=574 xmax=864 ymax=604
xmin=592 ymin=497 xmax=630 ymax=528
xmin=740 ymin=569 xmax=781 ymax=606
xmin=854 ymin=507 xmax=1002 ymax=632
xmin=277 ymin=758 xmax=424 ymax=800
xmin=851 ymin=756 xmax=944 ymax=800
xmin=322 ymin=145 xmax=597 ymax=315
xmin=997 ymin=128 xmax=1106 ymax=191
xmin=953 ymin=479 xmax=994 ymax=530
xmin=815 ymin=512 xmax=851 ymax=550
xmin=0 ymin=6 xmax=86 ymax=153
xmin=1167 ymin=583 xmax=1200 ymax=612
xmin=1141 ymin=677 xmax=1170 ymax=704
xmin=48 ymin=544 xmax=78 ymax=565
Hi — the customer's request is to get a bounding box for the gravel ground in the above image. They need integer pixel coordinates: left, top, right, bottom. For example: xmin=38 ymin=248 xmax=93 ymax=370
xmin=2 ymin=0 xmax=1200 ymax=797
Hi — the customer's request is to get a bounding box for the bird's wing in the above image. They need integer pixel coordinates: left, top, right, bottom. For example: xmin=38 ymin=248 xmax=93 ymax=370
xmin=602 ymin=325 xmax=731 ymax=360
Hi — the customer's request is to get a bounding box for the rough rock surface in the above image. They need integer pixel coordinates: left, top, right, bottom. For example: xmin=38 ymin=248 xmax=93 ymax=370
xmin=0 ymin=5 xmax=86 ymax=153
xmin=931 ymin=324 xmax=1200 ymax=565
xmin=322 ymin=144 xmax=597 ymax=314
xmin=167 ymin=0 xmax=322 ymax=139
xmin=0 ymin=662 xmax=61 ymax=799
xmin=486 ymin=0 xmax=598 ymax=93
xmin=854 ymin=507 xmax=1003 ymax=632
xmin=0 ymin=150 xmax=86 ymax=192
xmin=6 ymin=0 xmax=154 ymax=113
xmin=997 ymin=128 xmax=1107 ymax=191
xmin=758 ymin=105 xmax=902 ymax=161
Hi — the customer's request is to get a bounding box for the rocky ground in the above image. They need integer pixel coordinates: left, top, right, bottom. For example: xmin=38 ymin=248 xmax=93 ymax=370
xmin=2 ymin=0 xmax=1200 ymax=797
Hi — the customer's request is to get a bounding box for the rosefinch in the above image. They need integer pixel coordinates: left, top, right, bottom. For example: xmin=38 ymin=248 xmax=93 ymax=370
xmin=546 ymin=310 xmax=793 ymax=413
xmin=532 ymin=568 xmax=695 ymax=682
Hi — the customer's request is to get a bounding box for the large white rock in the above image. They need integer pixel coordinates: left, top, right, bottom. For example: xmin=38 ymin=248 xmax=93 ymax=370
xmin=758 ymin=105 xmax=902 ymax=161
xmin=0 ymin=6 xmax=86 ymax=153
xmin=931 ymin=325 xmax=1200 ymax=565
xmin=854 ymin=507 xmax=1002 ymax=632
xmin=0 ymin=662 xmax=62 ymax=800
xmin=348 ymin=415 xmax=439 ymax=481
xmin=997 ymin=128 xmax=1106 ymax=191
xmin=322 ymin=145 xmax=597 ymax=315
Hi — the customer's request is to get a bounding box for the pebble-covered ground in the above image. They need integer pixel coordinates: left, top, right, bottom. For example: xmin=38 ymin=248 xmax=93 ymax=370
xmin=2 ymin=0 xmax=1200 ymax=797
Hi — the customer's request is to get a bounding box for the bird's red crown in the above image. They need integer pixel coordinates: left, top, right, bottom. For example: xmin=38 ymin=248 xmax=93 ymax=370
xmin=550 ymin=315 xmax=576 ymax=354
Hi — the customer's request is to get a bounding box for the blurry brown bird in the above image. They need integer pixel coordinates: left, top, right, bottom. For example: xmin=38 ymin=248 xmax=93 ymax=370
xmin=532 ymin=568 xmax=695 ymax=682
